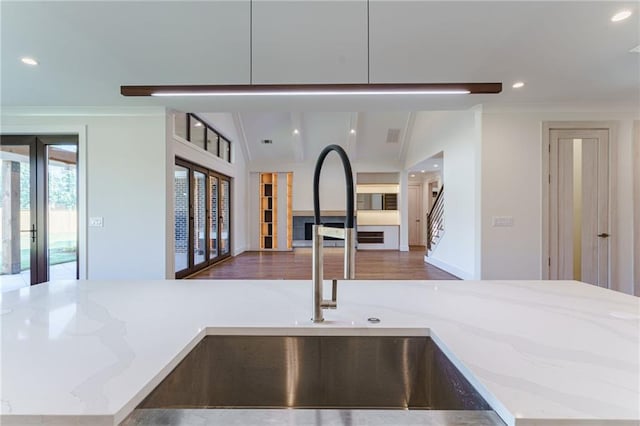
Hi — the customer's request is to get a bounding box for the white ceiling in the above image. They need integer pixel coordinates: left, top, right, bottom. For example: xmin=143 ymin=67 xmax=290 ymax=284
xmin=3 ymin=1 xmax=638 ymax=165
xmin=230 ymin=111 xmax=413 ymax=164
xmin=2 ymin=1 xmax=638 ymax=111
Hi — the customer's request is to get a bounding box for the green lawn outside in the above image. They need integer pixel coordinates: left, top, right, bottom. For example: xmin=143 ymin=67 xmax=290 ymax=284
xmin=0 ymin=233 xmax=76 ymax=271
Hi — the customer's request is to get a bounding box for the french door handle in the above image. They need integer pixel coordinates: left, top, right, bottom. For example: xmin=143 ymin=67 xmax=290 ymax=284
xmin=597 ymin=233 xmax=610 ymax=238
xmin=20 ymin=224 xmax=37 ymax=242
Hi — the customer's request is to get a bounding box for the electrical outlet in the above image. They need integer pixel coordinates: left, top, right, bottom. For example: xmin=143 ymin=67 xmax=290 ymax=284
xmin=492 ymin=216 xmax=514 ymax=227
xmin=89 ymin=217 xmax=104 ymax=227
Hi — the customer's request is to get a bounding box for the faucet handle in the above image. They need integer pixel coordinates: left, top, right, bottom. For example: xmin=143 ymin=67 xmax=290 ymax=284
xmin=321 ymin=279 xmax=338 ymax=309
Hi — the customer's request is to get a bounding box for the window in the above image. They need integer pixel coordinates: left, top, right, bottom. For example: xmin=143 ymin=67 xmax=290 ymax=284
xmin=189 ymin=117 xmax=206 ymax=151
xmin=176 ymin=113 xmax=232 ymax=163
xmin=220 ymin=137 xmax=230 ymax=162
xmin=206 ymin=128 xmax=219 ymax=156
xmin=174 ymin=158 xmax=232 ymax=278
xmin=174 ymin=112 xmax=188 ymax=140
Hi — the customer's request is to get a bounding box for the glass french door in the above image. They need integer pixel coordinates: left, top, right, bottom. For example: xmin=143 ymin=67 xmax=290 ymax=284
xmin=174 ymin=158 xmax=231 ymax=278
xmin=0 ymin=135 xmax=78 ymax=290
xmin=209 ymin=176 xmax=219 ymax=260
xmin=220 ymin=179 xmax=230 ymax=256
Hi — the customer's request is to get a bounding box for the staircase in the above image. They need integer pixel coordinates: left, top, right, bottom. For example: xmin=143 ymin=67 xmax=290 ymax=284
xmin=426 ymin=186 xmax=444 ymax=255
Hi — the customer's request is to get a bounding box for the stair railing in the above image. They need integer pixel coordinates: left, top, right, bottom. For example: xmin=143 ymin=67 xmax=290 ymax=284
xmin=426 ymin=185 xmax=444 ymax=253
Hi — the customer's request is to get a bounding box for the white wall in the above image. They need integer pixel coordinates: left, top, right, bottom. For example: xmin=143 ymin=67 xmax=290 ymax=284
xmin=2 ymin=107 xmax=168 ymax=280
xmin=405 ymin=110 xmax=480 ymax=279
xmin=481 ymin=108 xmax=639 ymax=294
xmin=166 ymin=111 xmax=249 ymax=276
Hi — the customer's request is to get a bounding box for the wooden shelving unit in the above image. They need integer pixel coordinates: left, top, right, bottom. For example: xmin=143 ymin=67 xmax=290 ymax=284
xmin=260 ymin=173 xmax=277 ymax=249
xmin=286 ymin=172 xmax=293 ymax=249
xmin=259 ymin=172 xmax=293 ymax=250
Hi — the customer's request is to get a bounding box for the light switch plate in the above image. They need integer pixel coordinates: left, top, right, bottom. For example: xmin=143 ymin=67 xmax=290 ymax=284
xmin=492 ymin=216 xmax=514 ymax=227
xmin=89 ymin=217 xmax=104 ymax=227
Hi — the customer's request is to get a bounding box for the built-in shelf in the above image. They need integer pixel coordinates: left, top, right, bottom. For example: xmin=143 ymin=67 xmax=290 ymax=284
xmin=259 ymin=172 xmax=293 ymax=250
xmin=260 ymin=173 xmax=277 ymax=249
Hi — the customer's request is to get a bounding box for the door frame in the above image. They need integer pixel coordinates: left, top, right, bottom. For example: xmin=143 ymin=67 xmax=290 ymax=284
xmin=408 ymin=184 xmax=422 ymax=246
xmin=174 ymin=157 xmax=232 ymax=278
xmin=0 ymin=125 xmax=87 ymax=280
xmin=541 ymin=121 xmax=617 ymax=282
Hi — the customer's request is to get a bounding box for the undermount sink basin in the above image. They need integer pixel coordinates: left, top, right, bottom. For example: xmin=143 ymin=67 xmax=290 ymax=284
xmin=138 ymin=335 xmax=492 ymax=411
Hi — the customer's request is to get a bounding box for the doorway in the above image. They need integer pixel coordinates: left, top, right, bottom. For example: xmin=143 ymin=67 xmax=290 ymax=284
xmin=1 ymin=135 xmax=79 ymax=289
xmin=408 ymin=185 xmax=422 ymax=246
xmin=547 ymin=128 xmax=609 ymax=287
xmin=174 ymin=158 xmax=231 ymax=278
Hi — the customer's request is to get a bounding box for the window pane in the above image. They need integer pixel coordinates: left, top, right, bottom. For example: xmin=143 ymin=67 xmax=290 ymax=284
xmin=174 ymin=112 xmax=188 ymax=140
xmin=193 ymin=171 xmax=206 ymax=266
xmin=174 ymin=165 xmax=189 ymax=273
xmin=0 ymin=144 xmax=32 ymax=291
xmin=220 ymin=138 xmax=230 ymax=162
xmin=47 ymin=145 xmax=78 ymax=280
xmin=209 ymin=176 xmax=218 ymax=259
xmin=189 ymin=117 xmax=205 ymax=150
xmin=206 ymin=129 xmax=219 ymax=155
xmin=220 ymin=179 xmax=230 ymax=255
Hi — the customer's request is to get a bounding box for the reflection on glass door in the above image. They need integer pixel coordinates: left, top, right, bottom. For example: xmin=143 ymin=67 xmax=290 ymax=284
xmin=209 ymin=176 xmax=218 ymax=259
xmin=0 ymin=142 xmax=33 ymax=291
xmin=220 ymin=179 xmax=230 ymax=256
xmin=174 ymin=165 xmax=189 ymax=274
xmin=193 ymin=171 xmax=206 ymax=267
xmin=46 ymin=145 xmax=78 ymax=280
xmin=0 ymin=135 xmax=78 ymax=291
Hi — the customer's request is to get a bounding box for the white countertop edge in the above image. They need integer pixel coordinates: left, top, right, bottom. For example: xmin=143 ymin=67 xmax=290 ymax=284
xmin=111 ymin=328 xmax=206 ymax=425
xmin=429 ymin=330 xmax=515 ymax=426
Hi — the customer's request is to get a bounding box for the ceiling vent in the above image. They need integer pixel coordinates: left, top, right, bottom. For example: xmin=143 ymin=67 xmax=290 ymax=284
xmin=386 ymin=128 xmax=401 ymax=144
xmin=261 ymin=139 xmax=273 ymax=144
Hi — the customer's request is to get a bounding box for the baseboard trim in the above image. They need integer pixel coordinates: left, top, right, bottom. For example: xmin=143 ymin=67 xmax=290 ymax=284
xmin=399 ymin=245 xmax=410 ymax=252
xmin=233 ymin=247 xmax=246 ymax=257
xmin=424 ymin=256 xmax=470 ymax=280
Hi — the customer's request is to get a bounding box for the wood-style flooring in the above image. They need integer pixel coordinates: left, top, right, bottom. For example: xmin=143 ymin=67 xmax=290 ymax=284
xmin=190 ymin=247 xmax=458 ymax=280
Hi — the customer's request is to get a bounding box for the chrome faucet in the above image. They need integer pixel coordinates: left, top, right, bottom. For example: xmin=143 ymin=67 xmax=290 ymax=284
xmin=312 ymin=144 xmax=356 ymax=323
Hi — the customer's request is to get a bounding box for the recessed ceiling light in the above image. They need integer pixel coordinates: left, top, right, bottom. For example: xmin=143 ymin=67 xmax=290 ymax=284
xmin=21 ymin=57 xmax=38 ymax=66
xmin=434 ymin=164 xmax=439 ymax=168
xmin=194 ymin=122 xmax=202 ymax=127
xmin=350 ymin=129 xmax=356 ymax=135
xmin=630 ymin=45 xmax=640 ymax=53
xmin=410 ymin=174 xmax=415 ymax=178
xmin=512 ymin=81 xmax=525 ymax=89
xmin=293 ymin=129 xmax=299 ymax=135
xmin=421 ymin=170 xmax=425 ymax=173
xmin=611 ymin=10 xmax=632 ymax=22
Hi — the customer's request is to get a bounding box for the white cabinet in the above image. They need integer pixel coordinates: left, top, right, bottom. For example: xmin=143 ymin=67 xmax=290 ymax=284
xmin=357 ymin=225 xmax=399 ymax=250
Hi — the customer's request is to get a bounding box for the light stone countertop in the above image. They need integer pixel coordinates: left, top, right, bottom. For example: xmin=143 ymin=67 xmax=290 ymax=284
xmin=0 ymin=279 xmax=638 ymax=426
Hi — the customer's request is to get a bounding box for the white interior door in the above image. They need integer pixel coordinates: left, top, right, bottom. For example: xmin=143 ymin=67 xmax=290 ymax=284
xmin=549 ymin=129 xmax=609 ymax=287
xmin=408 ymin=185 xmax=422 ymax=246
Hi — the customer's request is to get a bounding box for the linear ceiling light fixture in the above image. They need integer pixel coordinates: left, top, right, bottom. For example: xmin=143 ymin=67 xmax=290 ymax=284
xmin=121 ymin=83 xmax=502 ymax=97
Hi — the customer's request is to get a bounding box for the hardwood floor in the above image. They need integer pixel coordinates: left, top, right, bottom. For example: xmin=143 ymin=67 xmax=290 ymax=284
xmin=190 ymin=248 xmax=458 ymax=280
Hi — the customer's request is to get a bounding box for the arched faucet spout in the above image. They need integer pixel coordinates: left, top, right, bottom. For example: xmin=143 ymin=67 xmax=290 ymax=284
xmin=313 ymin=144 xmax=355 ymax=228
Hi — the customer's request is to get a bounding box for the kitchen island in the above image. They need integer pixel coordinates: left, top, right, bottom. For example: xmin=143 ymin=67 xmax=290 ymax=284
xmin=1 ymin=279 xmax=638 ymax=425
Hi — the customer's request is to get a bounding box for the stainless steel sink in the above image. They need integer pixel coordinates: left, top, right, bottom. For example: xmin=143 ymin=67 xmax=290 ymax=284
xmin=122 ymin=335 xmax=505 ymax=425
